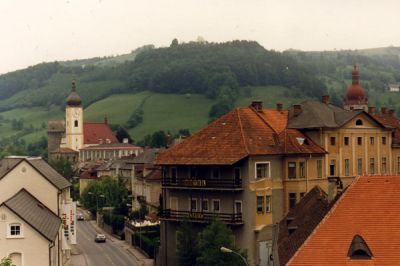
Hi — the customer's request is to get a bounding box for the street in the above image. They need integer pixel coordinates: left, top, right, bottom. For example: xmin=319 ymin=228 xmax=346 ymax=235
xmin=75 ymin=218 xmax=140 ymax=266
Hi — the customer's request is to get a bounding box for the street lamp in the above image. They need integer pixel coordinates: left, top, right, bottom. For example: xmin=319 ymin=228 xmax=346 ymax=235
xmin=220 ymin=246 xmax=248 ymax=266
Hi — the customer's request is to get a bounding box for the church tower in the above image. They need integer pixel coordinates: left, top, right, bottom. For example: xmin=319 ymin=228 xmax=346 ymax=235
xmin=343 ymin=66 xmax=368 ymax=111
xmin=65 ymin=81 xmax=84 ymax=151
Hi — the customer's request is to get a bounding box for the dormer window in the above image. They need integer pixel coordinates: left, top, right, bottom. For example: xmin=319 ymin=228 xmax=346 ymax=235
xmin=348 ymin=235 xmax=373 ymax=259
xmin=356 ymin=119 xmax=363 ymax=126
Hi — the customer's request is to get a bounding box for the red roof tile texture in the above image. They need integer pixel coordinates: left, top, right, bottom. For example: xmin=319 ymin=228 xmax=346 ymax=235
xmin=373 ymin=113 xmax=400 ymax=145
xmin=289 ymin=175 xmax=400 ymax=265
xmin=156 ymin=106 xmax=325 ymax=165
xmin=83 ymin=122 xmax=118 ymax=144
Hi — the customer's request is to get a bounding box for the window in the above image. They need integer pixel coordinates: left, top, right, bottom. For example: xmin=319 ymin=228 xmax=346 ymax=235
xmin=201 ymin=199 xmax=209 ymax=211
xmin=330 ymin=137 xmax=336 ymax=146
xmin=299 ymin=162 xmax=305 ymax=178
xmin=171 ymin=167 xmax=177 ymax=184
xmin=265 ymin=196 xmax=271 ymax=213
xmin=300 ymin=192 xmax=305 ymax=199
xmin=398 ymin=157 xmax=400 ymax=174
xmin=345 ymin=159 xmax=350 ymax=176
xmin=257 ymin=196 xmax=264 ymax=213
xmin=382 ymin=157 xmax=387 ymax=174
xmin=212 ymin=200 xmax=220 ymax=212
xmin=234 ymin=201 xmax=242 ymax=214
xmin=234 ymin=167 xmax=241 ymax=183
xmin=330 ymin=160 xmax=336 ymax=176
xmin=74 ymin=120 xmax=78 ymax=127
xmin=190 ymin=167 xmax=197 ymax=179
xmin=212 ymin=167 xmax=220 ymax=179
xmin=356 ymin=119 xmax=363 ymax=126
xmin=190 ymin=198 xmax=197 ymax=211
xmin=256 ymin=162 xmax=270 ymax=179
xmin=369 ymin=158 xmax=375 ymax=175
xmin=382 ymin=137 xmax=387 ymax=145
xmin=344 ymin=137 xmax=349 ymax=146
xmin=8 ymin=223 xmax=22 ymax=238
xmin=317 ymin=160 xmax=322 ymax=178
xmin=289 ymin=193 xmax=297 ymax=209
xmin=370 ymin=137 xmax=374 ymax=145
xmin=288 ymin=162 xmax=296 ymax=179
xmin=357 ymin=137 xmax=362 ymax=145
xmin=357 ymin=158 xmax=363 ymax=175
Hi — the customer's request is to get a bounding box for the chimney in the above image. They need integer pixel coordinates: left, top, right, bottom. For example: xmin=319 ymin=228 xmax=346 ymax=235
xmin=251 ymin=101 xmax=263 ymax=112
xmin=322 ymin=95 xmax=329 ymax=104
xmin=368 ymin=106 xmax=376 ymax=115
xmin=381 ymin=107 xmax=387 ymax=114
xmin=293 ymin=104 xmax=302 ymax=116
xmin=104 ymin=114 xmax=108 ymax=124
xmin=389 ymin=109 xmax=395 ymax=117
xmin=276 ymin=103 xmax=283 ymax=111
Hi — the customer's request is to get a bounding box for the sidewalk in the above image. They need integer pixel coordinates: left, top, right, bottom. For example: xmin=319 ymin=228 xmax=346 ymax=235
xmin=70 ymin=244 xmax=88 ymax=266
xmin=90 ymin=220 xmax=154 ymax=266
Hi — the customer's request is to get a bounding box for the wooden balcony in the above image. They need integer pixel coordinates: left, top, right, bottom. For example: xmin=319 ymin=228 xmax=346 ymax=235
xmin=159 ymin=209 xmax=243 ymax=225
xmin=162 ymin=177 xmax=243 ymax=190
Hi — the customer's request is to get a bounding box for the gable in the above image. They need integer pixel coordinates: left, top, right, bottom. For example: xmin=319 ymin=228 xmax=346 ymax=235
xmin=341 ymin=112 xmax=386 ymax=129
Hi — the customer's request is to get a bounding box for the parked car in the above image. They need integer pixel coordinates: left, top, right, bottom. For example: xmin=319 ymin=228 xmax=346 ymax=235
xmin=94 ymin=233 xmax=106 ymax=243
xmin=77 ymin=213 xmax=84 ymax=221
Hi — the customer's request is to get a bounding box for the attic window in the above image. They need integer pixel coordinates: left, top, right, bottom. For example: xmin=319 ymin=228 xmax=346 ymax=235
xmin=296 ymin=137 xmax=305 ymax=145
xmin=356 ymin=119 xmax=363 ymax=126
xmin=348 ymin=235 xmax=373 ymax=260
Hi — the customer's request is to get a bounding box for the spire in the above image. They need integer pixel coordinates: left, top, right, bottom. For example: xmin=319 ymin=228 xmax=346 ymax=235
xmin=104 ymin=114 xmax=108 ymax=124
xmin=352 ymin=65 xmax=359 ymax=85
xmin=66 ymin=80 xmax=82 ymax=106
xmin=71 ymin=80 xmax=76 ymax=92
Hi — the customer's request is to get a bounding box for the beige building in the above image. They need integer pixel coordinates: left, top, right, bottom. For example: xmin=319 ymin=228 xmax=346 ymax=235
xmin=0 ymin=157 xmax=72 ymax=266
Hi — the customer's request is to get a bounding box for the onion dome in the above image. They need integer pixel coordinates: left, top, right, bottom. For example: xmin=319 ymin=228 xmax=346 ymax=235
xmin=344 ymin=66 xmax=367 ymax=104
xmin=66 ymin=80 xmax=82 ymax=106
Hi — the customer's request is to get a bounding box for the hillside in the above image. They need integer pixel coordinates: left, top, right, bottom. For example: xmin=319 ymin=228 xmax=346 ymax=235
xmin=1 ymin=41 xmax=400 ymax=157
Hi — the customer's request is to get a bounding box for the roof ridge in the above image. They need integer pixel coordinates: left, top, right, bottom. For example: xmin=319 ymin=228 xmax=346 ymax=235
xmin=236 ymin=108 xmax=250 ymax=155
xmin=249 ymin=106 xmax=279 ymax=134
xmin=287 ymin=176 xmax=361 ymax=264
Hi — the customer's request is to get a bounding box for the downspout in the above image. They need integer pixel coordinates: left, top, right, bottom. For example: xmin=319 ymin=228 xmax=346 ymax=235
xmin=57 ymin=191 xmax=61 ymax=266
xmin=49 ymin=241 xmax=55 ymax=266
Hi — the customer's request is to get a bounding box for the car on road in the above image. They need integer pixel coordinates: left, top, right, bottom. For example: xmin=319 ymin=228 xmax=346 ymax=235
xmin=94 ymin=233 xmax=106 ymax=243
xmin=77 ymin=213 xmax=84 ymax=221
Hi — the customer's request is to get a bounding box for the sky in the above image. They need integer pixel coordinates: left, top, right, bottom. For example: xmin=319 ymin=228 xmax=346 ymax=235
xmin=1 ymin=0 xmax=400 ymax=74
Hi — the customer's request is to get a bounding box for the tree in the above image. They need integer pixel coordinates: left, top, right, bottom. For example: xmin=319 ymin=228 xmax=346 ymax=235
xmin=49 ymin=157 xmax=75 ymax=179
xmin=170 ymin=38 xmax=179 ymax=47
xmin=115 ymin=127 xmax=133 ymax=143
xmin=0 ymin=256 xmax=15 ymax=266
xmin=177 ymin=220 xmax=199 ymax=266
xmin=196 ymin=220 xmax=246 ymax=266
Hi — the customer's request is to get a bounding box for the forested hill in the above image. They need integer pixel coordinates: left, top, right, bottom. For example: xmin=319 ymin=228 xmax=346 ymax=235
xmin=0 ymin=41 xmax=326 ymax=114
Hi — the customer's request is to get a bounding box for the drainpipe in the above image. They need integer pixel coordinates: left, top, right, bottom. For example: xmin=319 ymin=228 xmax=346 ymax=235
xmin=49 ymin=241 xmax=55 ymax=266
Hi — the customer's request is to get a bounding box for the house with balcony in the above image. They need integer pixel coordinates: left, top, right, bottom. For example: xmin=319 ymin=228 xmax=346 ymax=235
xmin=156 ymin=101 xmax=326 ymax=266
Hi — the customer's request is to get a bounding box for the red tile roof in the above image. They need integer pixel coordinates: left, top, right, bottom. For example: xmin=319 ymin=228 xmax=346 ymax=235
xmin=83 ymin=122 xmax=118 ymax=145
xmin=373 ymin=113 xmax=400 ymax=145
xmin=156 ymin=106 xmax=325 ymax=165
xmin=289 ymin=175 xmax=400 ymax=265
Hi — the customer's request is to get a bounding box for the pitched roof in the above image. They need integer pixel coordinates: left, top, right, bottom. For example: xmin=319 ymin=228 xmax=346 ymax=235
xmin=373 ymin=113 xmax=400 ymax=146
xmin=83 ymin=122 xmax=118 ymax=145
xmin=0 ymin=157 xmax=71 ymax=190
xmin=289 ymin=175 xmax=400 ymax=265
xmin=3 ymin=189 xmax=61 ymax=242
xmin=287 ymin=101 xmax=362 ymax=128
xmin=47 ymin=120 xmax=65 ymax=133
xmin=49 ymin=147 xmax=78 ymax=154
xmin=156 ymin=106 xmax=325 ymax=165
xmin=132 ymin=148 xmax=163 ymax=164
xmin=276 ymin=186 xmax=332 ymax=266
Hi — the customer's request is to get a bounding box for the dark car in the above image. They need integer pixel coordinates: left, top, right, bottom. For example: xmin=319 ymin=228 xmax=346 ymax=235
xmin=95 ymin=233 xmax=106 ymax=243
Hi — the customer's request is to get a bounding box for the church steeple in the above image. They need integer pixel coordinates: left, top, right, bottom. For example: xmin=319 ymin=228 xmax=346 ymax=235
xmin=66 ymin=80 xmax=82 ymax=106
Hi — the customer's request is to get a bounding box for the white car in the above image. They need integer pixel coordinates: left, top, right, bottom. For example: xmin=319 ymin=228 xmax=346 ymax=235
xmin=94 ymin=233 xmax=106 ymax=243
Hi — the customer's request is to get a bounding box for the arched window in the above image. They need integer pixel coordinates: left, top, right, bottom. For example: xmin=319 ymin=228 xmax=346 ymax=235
xmin=74 ymin=120 xmax=78 ymax=127
xmin=9 ymin=252 xmax=22 ymax=266
xmin=356 ymin=119 xmax=363 ymax=126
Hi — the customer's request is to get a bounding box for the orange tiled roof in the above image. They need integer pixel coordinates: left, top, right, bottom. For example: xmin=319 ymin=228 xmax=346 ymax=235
xmin=373 ymin=113 xmax=400 ymax=145
xmin=289 ymin=175 xmax=400 ymax=265
xmin=156 ymin=106 xmax=325 ymax=165
xmin=83 ymin=122 xmax=118 ymax=145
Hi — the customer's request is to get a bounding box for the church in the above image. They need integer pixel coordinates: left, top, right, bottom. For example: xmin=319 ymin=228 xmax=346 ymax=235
xmin=47 ymin=81 xmax=141 ymax=163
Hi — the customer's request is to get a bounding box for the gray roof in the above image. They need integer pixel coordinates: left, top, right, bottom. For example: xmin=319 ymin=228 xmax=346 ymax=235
xmin=287 ymin=101 xmax=364 ymax=129
xmin=0 ymin=157 xmax=71 ymax=190
xmin=131 ymin=148 xmax=163 ymax=164
xmin=3 ymin=189 xmax=61 ymax=242
xmin=48 ymin=120 xmax=65 ymax=133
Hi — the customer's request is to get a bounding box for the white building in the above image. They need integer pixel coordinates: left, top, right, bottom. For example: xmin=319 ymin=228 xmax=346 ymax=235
xmin=0 ymin=157 xmax=73 ymax=266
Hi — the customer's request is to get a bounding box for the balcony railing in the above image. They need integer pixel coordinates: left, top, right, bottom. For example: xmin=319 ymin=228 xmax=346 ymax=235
xmin=159 ymin=209 xmax=243 ymax=225
xmin=162 ymin=177 xmax=242 ymax=189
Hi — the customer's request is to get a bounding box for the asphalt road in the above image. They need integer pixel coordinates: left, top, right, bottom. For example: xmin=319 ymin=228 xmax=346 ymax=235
xmin=76 ymin=218 xmax=140 ymax=266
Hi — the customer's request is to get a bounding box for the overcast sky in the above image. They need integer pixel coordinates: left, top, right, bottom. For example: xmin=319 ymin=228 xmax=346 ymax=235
xmin=1 ymin=0 xmax=400 ymax=73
